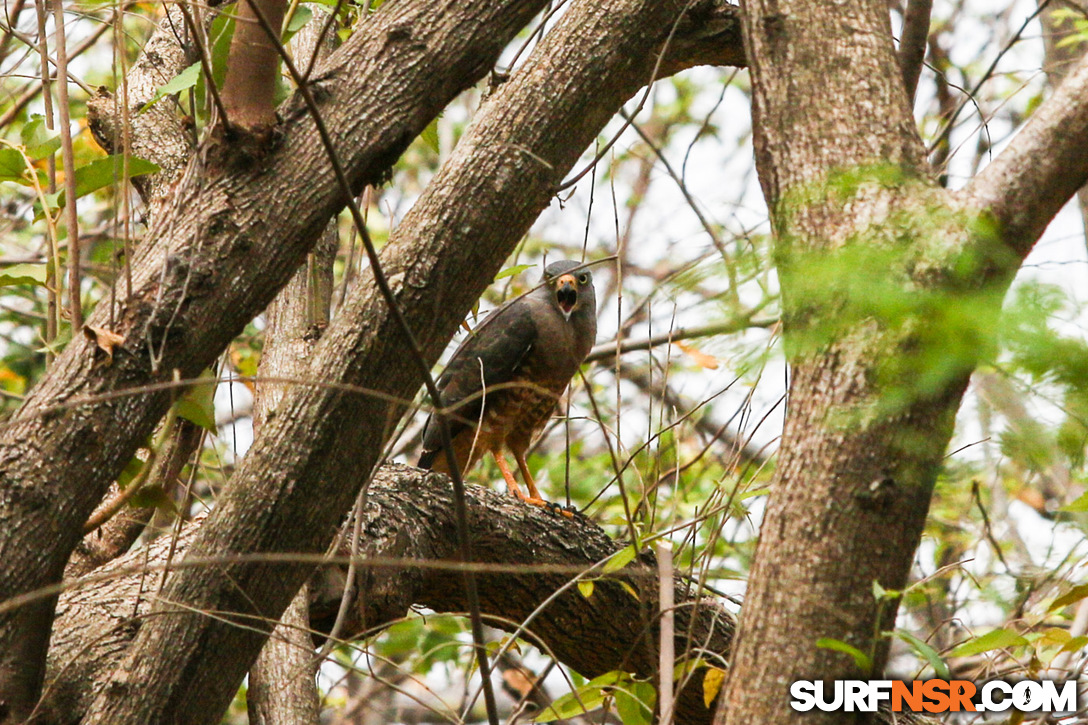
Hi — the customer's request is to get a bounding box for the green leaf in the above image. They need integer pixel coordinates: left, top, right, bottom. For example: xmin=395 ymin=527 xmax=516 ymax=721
xmin=615 ymin=681 xmax=655 ymax=725
xmin=0 ymin=264 xmax=47 ymax=287
xmin=532 ymin=685 xmax=606 ymax=722
xmin=209 ymin=13 xmax=236 ymax=91
xmin=72 ymin=155 xmax=160 ymax=199
xmin=602 ymin=544 xmax=637 ymax=574
xmin=495 ymin=263 xmax=534 ymax=281
xmin=815 ymin=638 xmax=873 ymax=673
xmin=130 ymin=484 xmax=178 ymax=513
xmin=1059 ymin=635 xmax=1088 ymax=654
xmin=893 ymin=629 xmax=950 ymax=679
xmin=141 ymin=62 xmax=202 ymax=111
xmin=948 ymin=628 xmax=1029 ymax=657
xmin=116 ymin=453 xmax=147 ymax=489
xmin=173 ymin=369 xmax=217 ymax=431
xmin=577 ymin=580 xmax=595 ymax=599
xmin=420 ymin=118 xmax=440 ymax=154
xmin=21 ymin=116 xmax=61 ymax=160
xmin=0 ymin=148 xmax=28 ymax=182
xmin=284 ymin=5 xmax=312 ymax=35
xmin=1049 ymin=583 xmax=1088 ymax=612
xmin=1059 ymin=490 xmax=1088 ymax=512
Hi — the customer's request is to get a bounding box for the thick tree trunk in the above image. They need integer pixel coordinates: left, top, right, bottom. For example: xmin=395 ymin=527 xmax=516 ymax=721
xmin=718 ymin=1 xmax=1088 ymax=723
xmin=247 ymin=181 xmax=339 ymax=725
xmin=69 ymin=1 xmax=746 ymax=722
xmin=0 ymin=0 xmax=553 ymax=717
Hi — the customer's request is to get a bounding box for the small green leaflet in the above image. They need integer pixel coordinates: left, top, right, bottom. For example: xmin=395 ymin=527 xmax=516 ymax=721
xmin=1059 ymin=635 xmax=1088 ymax=654
xmin=893 ymin=629 xmax=950 ymax=679
xmin=614 ymin=681 xmax=655 ymax=725
xmin=21 ymin=116 xmax=62 ymax=160
xmin=532 ymin=671 xmax=625 ymax=723
xmin=495 ymin=264 xmax=534 ymax=281
xmin=130 ymin=484 xmax=179 ymax=513
xmin=0 ymin=148 xmax=27 ymax=182
xmin=173 ymin=369 xmax=217 ymax=432
xmin=40 ymin=155 xmax=159 ymax=217
xmin=532 ymin=687 xmax=605 ymax=723
xmin=48 ymin=155 xmax=161 ymax=213
xmin=815 ymin=638 xmax=873 ymax=673
xmin=116 ymin=453 xmax=146 ymax=490
xmin=602 ymin=544 xmax=637 ymax=574
xmin=0 ymin=264 xmax=47 ymax=287
xmin=420 ymin=118 xmax=440 ymax=154
xmin=947 ymin=628 xmax=1029 ymax=657
xmin=577 ymin=580 xmax=595 ymax=599
xmin=1059 ymin=489 xmax=1088 ymax=512
xmin=282 ymin=5 xmax=313 ymax=44
xmin=141 ymin=62 xmax=202 ymax=112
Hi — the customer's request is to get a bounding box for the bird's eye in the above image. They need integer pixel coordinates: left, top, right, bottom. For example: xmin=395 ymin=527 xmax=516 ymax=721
xmin=577 ymin=273 xmax=589 ymax=284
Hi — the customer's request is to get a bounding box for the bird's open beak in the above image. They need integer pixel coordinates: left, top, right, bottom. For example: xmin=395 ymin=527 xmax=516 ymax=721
xmin=556 ymin=274 xmax=578 ymax=318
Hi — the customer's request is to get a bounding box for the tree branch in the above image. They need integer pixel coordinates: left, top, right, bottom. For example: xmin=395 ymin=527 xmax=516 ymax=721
xmin=42 ymin=465 xmax=935 ymax=725
xmin=0 ymin=0 xmax=555 ymax=717
xmin=897 ymin=0 xmax=932 ymax=103
xmin=961 ymin=51 xmax=1088 ymax=258
xmin=86 ymin=2 xmax=206 ymax=207
xmin=220 ymin=0 xmax=289 ymax=135
xmin=43 ymin=466 xmax=733 ymax=725
xmin=72 ymin=1 xmax=748 ymax=721
xmin=247 ymin=17 xmax=341 ymax=716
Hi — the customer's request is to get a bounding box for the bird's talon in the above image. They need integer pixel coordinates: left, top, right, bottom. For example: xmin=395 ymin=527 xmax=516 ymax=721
xmin=525 ymin=499 xmax=575 ymax=519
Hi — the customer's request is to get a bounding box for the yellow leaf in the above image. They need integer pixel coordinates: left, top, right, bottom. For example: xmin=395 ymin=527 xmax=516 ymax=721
xmin=702 ymin=667 xmax=725 ymax=708
xmin=675 ymin=341 xmax=719 ymax=369
xmin=578 ymin=580 xmax=595 ymax=599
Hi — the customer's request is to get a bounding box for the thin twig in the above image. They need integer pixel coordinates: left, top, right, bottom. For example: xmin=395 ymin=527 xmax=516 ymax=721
xmin=83 ymin=405 xmax=179 ymax=535
xmin=585 ymin=314 xmax=776 ymax=363
xmin=657 ymin=541 xmax=675 ymax=725
xmin=52 ymin=0 xmax=83 ymax=328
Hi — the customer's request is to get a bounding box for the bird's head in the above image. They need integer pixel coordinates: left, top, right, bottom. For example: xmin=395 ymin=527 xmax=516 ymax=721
xmin=542 ymin=260 xmax=595 ymax=322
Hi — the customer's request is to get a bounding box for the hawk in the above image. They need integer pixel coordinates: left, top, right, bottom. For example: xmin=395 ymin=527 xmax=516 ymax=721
xmin=418 ymin=260 xmax=597 ymax=506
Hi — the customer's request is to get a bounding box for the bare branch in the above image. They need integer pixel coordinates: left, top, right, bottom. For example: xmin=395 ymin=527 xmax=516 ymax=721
xmin=247 ymin=16 xmax=341 ymax=712
xmin=86 ymin=3 xmax=203 ymax=207
xmin=897 ymin=0 xmax=932 ymax=103
xmin=221 ymin=0 xmax=289 ymax=135
xmin=961 ymin=52 xmax=1088 ymax=258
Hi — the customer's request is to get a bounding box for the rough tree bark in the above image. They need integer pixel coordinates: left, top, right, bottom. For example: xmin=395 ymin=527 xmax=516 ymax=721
xmin=86 ymin=1 xmax=211 ymax=207
xmin=246 ymin=15 xmax=340 ymax=722
xmin=1038 ymin=0 xmax=1088 ymax=243
xmin=78 ymin=2 xmax=744 ymax=721
xmin=245 ymin=229 xmax=337 ymax=725
xmin=0 ymin=0 xmax=555 ymax=717
xmin=220 ymin=0 xmax=289 ymax=135
xmin=40 ymin=465 xmax=936 ymax=725
xmin=717 ymin=1 xmax=1088 ymax=722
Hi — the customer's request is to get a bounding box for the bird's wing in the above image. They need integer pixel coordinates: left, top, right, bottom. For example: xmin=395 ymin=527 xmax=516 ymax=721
xmin=418 ymin=301 xmax=538 ymax=468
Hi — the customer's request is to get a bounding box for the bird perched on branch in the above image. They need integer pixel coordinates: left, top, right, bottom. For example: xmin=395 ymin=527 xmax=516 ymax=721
xmin=418 ymin=260 xmax=597 ymax=507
